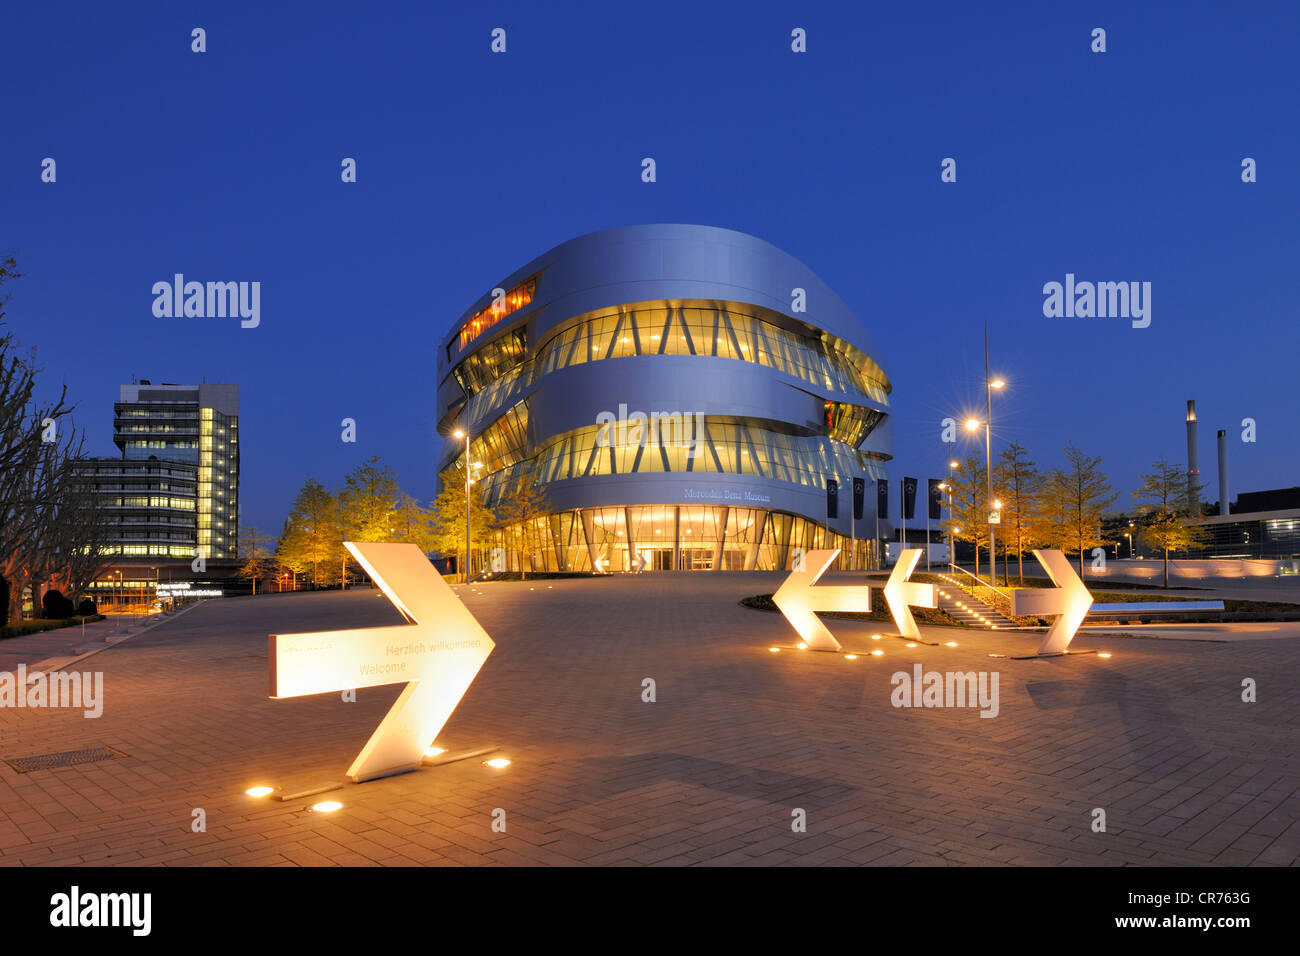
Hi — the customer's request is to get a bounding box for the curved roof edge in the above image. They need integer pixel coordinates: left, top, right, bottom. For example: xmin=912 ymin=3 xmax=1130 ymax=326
xmin=438 ymin=223 xmax=887 ymax=382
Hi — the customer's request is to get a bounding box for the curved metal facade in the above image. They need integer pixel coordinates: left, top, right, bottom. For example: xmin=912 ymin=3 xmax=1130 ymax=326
xmin=436 ymin=224 xmax=893 ymax=572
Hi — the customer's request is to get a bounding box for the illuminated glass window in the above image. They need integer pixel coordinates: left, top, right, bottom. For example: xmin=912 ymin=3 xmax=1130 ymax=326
xmin=455 ymin=275 xmax=538 ymax=352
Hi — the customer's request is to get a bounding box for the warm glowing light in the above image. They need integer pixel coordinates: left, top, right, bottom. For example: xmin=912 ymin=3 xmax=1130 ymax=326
xmin=944 ymin=641 xmax=958 ymax=647
xmin=870 ymin=634 xmax=882 ymax=641
xmin=245 ymin=786 xmax=274 ymax=797
xmin=452 ymin=429 xmax=465 ymax=439
xmin=484 ymin=757 xmax=511 ymax=769
xmin=425 ymin=746 xmax=446 ymax=758
xmin=905 ymin=642 xmax=917 ymax=648
xmin=769 ymin=647 xmax=781 ymax=653
xmin=312 ymin=800 xmax=343 ymax=813
xmin=796 ymin=642 xmax=808 ymax=650
xmin=949 ymin=460 xmax=960 ymax=469
xmin=457 ymin=276 xmax=536 ymax=350
xmin=965 ymin=418 xmax=980 ymax=432
xmin=771 ymin=549 xmax=868 ymax=652
xmin=990 ymin=379 xmax=1005 ymax=389
xmin=1009 ymin=550 xmax=1095 ymax=655
xmin=844 ymin=654 xmax=858 ymax=660
xmin=1098 ymin=652 xmax=1112 ymax=659
xmin=870 ymin=649 xmax=884 ymax=656
xmin=270 ymin=542 xmax=496 ymax=783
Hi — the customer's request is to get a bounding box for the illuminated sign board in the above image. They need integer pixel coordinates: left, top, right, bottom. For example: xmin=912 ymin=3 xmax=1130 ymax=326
xmin=269 ymin=542 xmax=495 ymax=782
xmin=457 ymin=276 xmax=537 ymax=351
xmin=153 ymin=582 xmax=224 ymax=597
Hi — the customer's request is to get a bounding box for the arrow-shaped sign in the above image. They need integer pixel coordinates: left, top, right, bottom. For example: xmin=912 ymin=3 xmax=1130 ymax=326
xmin=269 ymin=541 xmax=494 ymax=782
xmin=632 ymin=550 xmax=648 ymax=572
xmin=882 ymin=548 xmax=936 ymax=640
xmin=772 ymin=548 xmax=868 ymax=651
xmin=1010 ymin=549 xmax=1094 ymax=655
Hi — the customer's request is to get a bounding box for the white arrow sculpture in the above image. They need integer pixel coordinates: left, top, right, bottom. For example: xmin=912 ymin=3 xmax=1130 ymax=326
xmin=772 ymin=549 xmax=869 ymax=651
xmin=882 ymin=548 xmax=937 ymax=640
xmin=1010 ymin=549 xmax=1094 ymax=655
xmin=269 ymin=542 xmax=494 ymax=782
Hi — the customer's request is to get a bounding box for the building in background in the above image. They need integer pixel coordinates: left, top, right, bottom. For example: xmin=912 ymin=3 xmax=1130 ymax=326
xmin=435 ymin=224 xmax=893 ymax=573
xmin=1191 ymin=487 xmax=1300 ymax=561
xmin=78 ymin=382 xmax=241 ymax=607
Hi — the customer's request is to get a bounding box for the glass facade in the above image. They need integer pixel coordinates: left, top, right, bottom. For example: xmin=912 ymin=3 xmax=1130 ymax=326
xmin=461 ymin=299 xmax=890 ymax=429
xmin=1187 ymin=513 xmax=1300 ymax=559
xmin=477 ymin=504 xmax=877 ymax=574
xmin=76 ymin=459 xmax=200 ymax=558
xmin=532 ymin=302 xmax=888 ymax=402
xmin=469 ymin=418 xmax=888 ymax=508
xmin=100 ymin=385 xmax=240 ymax=560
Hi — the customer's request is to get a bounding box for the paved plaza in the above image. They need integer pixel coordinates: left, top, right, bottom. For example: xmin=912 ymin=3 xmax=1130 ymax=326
xmin=1 ymin=573 xmax=1297 ymax=866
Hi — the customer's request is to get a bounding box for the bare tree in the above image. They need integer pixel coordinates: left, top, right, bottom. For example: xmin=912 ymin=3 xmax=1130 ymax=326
xmin=1 ymin=257 xmax=108 ymax=618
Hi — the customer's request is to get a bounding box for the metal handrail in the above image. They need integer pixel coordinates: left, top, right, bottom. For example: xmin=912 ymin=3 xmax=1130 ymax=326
xmin=946 ymin=563 xmax=1010 ymax=599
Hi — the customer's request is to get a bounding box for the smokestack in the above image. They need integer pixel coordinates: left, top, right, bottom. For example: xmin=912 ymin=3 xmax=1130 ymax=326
xmin=1186 ymin=400 xmax=1199 ymax=507
xmin=1217 ymin=429 xmax=1229 ymax=516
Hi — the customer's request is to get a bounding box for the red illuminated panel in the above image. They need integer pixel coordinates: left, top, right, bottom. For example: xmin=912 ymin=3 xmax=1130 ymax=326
xmin=458 ymin=276 xmax=537 ymax=350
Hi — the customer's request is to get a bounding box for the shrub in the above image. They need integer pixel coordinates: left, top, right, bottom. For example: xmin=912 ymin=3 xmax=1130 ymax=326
xmin=77 ymin=597 xmax=97 ymax=616
xmin=41 ymin=589 xmax=76 ymax=619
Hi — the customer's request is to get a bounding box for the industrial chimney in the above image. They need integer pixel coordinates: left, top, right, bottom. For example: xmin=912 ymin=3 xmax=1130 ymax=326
xmin=1217 ymin=429 xmax=1229 ymax=516
xmin=1186 ymin=400 xmax=1200 ymax=507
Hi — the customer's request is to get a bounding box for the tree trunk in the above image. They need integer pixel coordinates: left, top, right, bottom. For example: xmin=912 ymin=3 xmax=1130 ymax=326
xmin=1163 ymin=548 xmax=1170 ymax=588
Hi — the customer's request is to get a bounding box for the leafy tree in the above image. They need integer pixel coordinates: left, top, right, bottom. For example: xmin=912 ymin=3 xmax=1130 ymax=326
xmin=390 ymin=492 xmax=438 ymax=553
xmin=1132 ymin=457 xmax=1211 ymax=588
xmin=338 ymin=456 xmax=402 ymax=583
xmin=430 ymin=471 xmax=497 ymax=580
xmin=275 ymin=478 xmax=341 ymax=586
xmin=1038 ymin=443 xmax=1119 ymax=577
xmin=238 ymin=525 xmax=274 ymax=595
xmin=340 ymin=456 xmax=401 ymax=541
xmin=995 ymin=443 xmax=1043 ymax=584
xmin=493 ymin=473 xmax=551 ymax=579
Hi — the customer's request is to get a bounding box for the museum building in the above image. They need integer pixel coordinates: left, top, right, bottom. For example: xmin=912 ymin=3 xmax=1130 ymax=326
xmin=435 ymin=224 xmax=894 ymax=573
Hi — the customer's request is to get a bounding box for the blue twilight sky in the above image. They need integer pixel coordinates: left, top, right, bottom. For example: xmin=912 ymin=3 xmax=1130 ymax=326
xmin=4 ymin=1 xmax=1298 ymax=534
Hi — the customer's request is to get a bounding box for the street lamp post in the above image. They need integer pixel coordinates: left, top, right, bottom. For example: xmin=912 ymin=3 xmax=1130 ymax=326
xmin=452 ymin=429 xmax=485 ymax=584
xmin=983 ymin=330 xmax=1006 ymax=586
xmin=966 ymin=329 xmax=1006 ymax=587
xmin=453 ymin=429 xmax=470 ymax=582
xmin=947 ymin=459 xmax=958 ymax=568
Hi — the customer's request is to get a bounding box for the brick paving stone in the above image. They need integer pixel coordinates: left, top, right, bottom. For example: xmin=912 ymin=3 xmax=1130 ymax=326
xmin=1 ymin=578 xmax=1296 ymax=867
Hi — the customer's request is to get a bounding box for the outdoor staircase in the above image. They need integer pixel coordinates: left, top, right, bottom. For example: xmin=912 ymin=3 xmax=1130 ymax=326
xmin=931 ymin=571 xmax=1016 ymax=630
